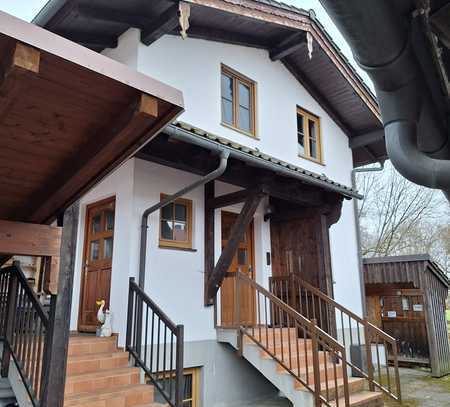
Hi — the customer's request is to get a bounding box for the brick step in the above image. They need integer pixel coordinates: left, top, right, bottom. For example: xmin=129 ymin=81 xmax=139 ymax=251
xmin=67 ymin=351 xmax=129 ymax=376
xmin=298 ymin=378 xmax=366 ymax=401
xmin=65 ymin=367 xmax=140 ymax=396
xmin=271 ymin=350 xmax=330 ymax=369
xmin=64 ymin=384 xmax=154 ymax=407
xmin=287 ymin=363 xmax=344 ymax=387
xmin=329 ymin=391 xmax=384 ymax=407
xmin=68 ymin=335 xmax=118 ymax=357
xmin=259 ymin=341 xmax=314 ymax=358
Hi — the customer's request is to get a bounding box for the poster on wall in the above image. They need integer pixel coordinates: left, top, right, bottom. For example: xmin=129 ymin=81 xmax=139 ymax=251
xmin=413 ymin=304 xmax=423 ymax=312
xmin=387 ymin=311 xmax=397 ymax=318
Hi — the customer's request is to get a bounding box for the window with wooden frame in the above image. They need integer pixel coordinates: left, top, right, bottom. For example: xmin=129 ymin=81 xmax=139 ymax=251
xmin=221 ymin=64 xmax=257 ymax=137
xmin=297 ymin=107 xmax=323 ymax=163
xmin=152 ymin=368 xmax=200 ymax=407
xmin=159 ymin=194 xmax=193 ymax=249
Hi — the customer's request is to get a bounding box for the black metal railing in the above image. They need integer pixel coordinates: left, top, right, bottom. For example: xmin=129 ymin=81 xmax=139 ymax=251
xmin=126 ymin=277 xmax=184 ymax=407
xmin=0 ymin=262 xmax=50 ymax=406
xmin=270 ymin=274 xmax=402 ymax=402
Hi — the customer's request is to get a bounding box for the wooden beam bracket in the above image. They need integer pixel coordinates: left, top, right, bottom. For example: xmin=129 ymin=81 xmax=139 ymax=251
xmin=206 ymin=190 xmax=265 ymax=300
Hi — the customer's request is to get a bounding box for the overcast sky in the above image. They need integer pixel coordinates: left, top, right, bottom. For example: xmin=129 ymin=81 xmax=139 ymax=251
xmin=0 ymin=0 xmax=372 ymax=88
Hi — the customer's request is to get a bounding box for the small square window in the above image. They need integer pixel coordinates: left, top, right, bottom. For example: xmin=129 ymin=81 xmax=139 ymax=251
xmin=159 ymin=194 xmax=193 ymax=249
xmin=297 ymin=107 xmax=322 ymax=164
xmin=221 ymin=64 xmax=256 ymax=137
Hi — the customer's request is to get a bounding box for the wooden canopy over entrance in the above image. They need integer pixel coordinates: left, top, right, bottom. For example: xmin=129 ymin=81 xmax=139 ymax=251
xmin=0 ymin=10 xmax=184 ymax=226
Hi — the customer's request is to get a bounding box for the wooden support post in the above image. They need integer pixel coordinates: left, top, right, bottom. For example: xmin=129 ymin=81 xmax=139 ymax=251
xmin=1 ymin=270 xmax=18 ymax=378
xmin=204 ymin=182 xmax=215 ymax=306
xmin=40 ymin=202 xmax=79 ymax=407
xmin=206 ymin=190 xmax=264 ymax=301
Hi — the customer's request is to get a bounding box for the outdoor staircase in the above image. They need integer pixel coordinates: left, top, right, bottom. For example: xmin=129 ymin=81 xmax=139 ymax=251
xmin=215 ymin=272 xmax=402 ymax=407
xmin=64 ymin=335 xmax=166 ymax=407
xmin=218 ymin=328 xmax=383 ymax=407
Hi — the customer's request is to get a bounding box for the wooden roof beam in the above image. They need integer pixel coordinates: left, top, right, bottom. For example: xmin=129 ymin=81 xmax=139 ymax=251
xmin=56 ymin=31 xmax=118 ymax=49
xmin=349 ymin=129 xmax=385 ymax=149
xmin=141 ymin=4 xmax=180 ymax=46
xmin=0 ymin=220 xmax=61 ymax=257
xmin=25 ymin=94 xmax=161 ymax=223
xmin=0 ymin=42 xmax=40 ymax=118
xmin=206 ymin=189 xmax=265 ymax=300
xmin=270 ymin=31 xmax=307 ymax=61
xmin=77 ymin=5 xmax=152 ymax=30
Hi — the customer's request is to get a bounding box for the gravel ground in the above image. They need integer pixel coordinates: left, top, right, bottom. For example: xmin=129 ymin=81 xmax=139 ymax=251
xmin=384 ymin=368 xmax=450 ymax=407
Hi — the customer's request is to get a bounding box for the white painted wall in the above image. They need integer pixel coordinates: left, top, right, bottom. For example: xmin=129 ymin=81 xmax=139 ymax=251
xmin=71 ymin=160 xmax=135 ymax=336
xmin=69 ymin=28 xmax=366 ymax=342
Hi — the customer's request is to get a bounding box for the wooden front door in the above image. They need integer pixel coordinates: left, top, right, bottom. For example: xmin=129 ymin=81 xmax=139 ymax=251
xmin=220 ymin=211 xmax=255 ymax=327
xmin=79 ymin=197 xmax=115 ymax=332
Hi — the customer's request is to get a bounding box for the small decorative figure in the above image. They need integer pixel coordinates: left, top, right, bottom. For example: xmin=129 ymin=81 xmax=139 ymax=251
xmin=95 ymin=299 xmax=112 ymax=337
xmin=100 ymin=310 xmax=112 ymax=337
xmin=96 ymin=299 xmax=106 ymax=324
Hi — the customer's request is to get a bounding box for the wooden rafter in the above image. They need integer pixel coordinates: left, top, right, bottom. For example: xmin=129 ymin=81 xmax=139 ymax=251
xmin=77 ymin=5 xmax=152 ymax=30
xmin=206 ymin=189 xmax=265 ymax=300
xmin=270 ymin=31 xmax=307 ymax=61
xmin=141 ymin=4 xmax=180 ymax=46
xmin=349 ymin=129 xmax=385 ymax=149
xmin=206 ymin=188 xmax=260 ymax=209
xmin=56 ymin=30 xmax=118 ymax=49
xmin=0 ymin=42 xmax=40 ymax=119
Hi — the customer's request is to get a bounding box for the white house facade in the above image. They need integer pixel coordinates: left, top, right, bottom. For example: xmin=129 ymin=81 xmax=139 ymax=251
xmin=29 ymin=1 xmax=396 ymax=407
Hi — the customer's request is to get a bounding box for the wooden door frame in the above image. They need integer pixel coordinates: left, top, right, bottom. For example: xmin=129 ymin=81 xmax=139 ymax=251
xmin=77 ymin=196 xmax=116 ymax=332
xmin=220 ymin=210 xmax=256 ymax=325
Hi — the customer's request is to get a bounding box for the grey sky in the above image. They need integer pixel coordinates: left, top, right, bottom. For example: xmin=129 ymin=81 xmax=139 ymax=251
xmin=0 ymin=0 xmax=372 ymax=89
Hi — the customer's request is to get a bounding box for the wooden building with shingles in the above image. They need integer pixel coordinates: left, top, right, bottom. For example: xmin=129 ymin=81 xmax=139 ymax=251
xmin=363 ymin=255 xmax=450 ymax=377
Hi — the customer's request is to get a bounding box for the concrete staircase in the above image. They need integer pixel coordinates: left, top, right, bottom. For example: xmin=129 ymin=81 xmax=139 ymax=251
xmin=218 ymin=328 xmax=384 ymax=407
xmin=64 ymin=335 xmax=166 ymax=407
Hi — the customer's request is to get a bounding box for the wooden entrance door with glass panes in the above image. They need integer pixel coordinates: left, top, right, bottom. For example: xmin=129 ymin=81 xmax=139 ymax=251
xmin=220 ymin=211 xmax=256 ymax=327
xmin=78 ymin=197 xmax=115 ymax=332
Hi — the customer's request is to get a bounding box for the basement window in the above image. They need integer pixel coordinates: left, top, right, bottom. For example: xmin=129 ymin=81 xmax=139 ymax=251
xmin=159 ymin=194 xmax=193 ymax=249
xmin=152 ymin=368 xmax=200 ymax=407
xmin=297 ymin=107 xmax=323 ymax=164
xmin=221 ymin=64 xmax=257 ymax=137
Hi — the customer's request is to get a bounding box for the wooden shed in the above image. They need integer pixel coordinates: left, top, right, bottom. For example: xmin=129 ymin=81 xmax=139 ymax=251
xmin=363 ymin=255 xmax=450 ymax=377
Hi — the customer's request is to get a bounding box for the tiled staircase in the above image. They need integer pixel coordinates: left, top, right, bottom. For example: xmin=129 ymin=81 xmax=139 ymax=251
xmin=64 ymin=335 xmax=166 ymax=407
xmin=218 ymin=328 xmax=384 ymax=407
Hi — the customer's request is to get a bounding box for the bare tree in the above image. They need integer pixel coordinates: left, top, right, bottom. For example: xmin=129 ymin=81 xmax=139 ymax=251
xmin=356 ymin=163 xmax=450 ymax=271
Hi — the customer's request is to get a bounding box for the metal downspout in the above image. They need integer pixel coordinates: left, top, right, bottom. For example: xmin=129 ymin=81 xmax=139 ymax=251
xmin=138 ymin=151 xmax=229 ymax=288
xmin=351 ymin=162 xmax=385 ymax=317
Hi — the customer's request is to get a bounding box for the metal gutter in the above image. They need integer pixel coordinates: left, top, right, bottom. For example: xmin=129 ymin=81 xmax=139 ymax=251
xmin=165 ymin=124 xmax=362 ymax=200
xmin=32 ymin=0 xmax=65 ymax=26
xmin=138 ymin=151 xmax=229 ymax=288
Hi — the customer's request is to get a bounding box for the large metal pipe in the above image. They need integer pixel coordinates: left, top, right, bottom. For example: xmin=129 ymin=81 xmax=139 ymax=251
xmin=138 ymin=150 xmax=229 ymax=288
xmin=320 ymin=0 xmax=450 ymax=199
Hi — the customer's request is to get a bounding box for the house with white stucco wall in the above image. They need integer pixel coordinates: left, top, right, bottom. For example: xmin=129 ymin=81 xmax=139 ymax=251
xmin=26 ymin=1 xmax=400 ymax=406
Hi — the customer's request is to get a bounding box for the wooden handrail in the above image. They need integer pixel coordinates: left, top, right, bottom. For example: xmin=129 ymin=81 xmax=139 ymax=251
xmin=270 ymin=274 xmax=402 ymax=402
xmin=234 ymin=271 xmax=351 ymax=406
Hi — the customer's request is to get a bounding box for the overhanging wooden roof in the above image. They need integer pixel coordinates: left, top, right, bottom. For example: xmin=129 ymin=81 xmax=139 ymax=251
xmin=33 ymin=0 xmax=386 ymax=167
xmin=0 ymin=11 xmax=184 ymax=224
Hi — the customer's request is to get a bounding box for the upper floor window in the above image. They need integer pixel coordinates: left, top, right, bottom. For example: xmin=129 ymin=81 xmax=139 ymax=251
xmin=221 ymin=64 xmax=256 ymax=137
xmin=297 ymin=107 xmax=323 ymax=164
xmin=159 ymin=194 xmax=193 ymax=249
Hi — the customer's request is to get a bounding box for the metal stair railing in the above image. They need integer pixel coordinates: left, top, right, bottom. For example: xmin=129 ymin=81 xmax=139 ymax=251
xmin=126 ymin=277 xmax=184 ymax=407
xmin=0 ymin=262 xmax=50 ymax=406
xmin=270 ymin=274 xmax=401 ymax=402
xmin=218 ymin=271 xmax=351 ymax=407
